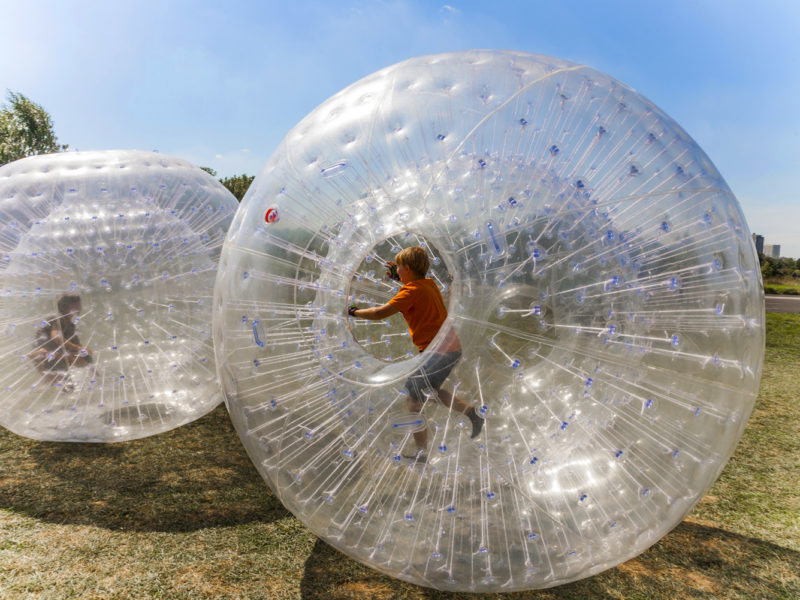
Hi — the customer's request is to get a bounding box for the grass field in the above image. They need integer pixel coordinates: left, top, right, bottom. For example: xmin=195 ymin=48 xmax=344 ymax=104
xmin=763 ymin=277 xmax=800 ymax=295
xmin=1 ymin=314 xmax=799 ymax=599
xmin=764 ymin=284 xmax=800 ymax=295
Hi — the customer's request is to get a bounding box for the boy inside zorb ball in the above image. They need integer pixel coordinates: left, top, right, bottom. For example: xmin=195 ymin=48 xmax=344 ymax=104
xmin=348 ymin=245 xmax=484 ymax=461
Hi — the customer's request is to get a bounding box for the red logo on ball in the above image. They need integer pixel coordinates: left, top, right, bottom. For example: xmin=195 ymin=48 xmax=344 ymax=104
xmin=265 ymin=208 xmax=279 ymax=223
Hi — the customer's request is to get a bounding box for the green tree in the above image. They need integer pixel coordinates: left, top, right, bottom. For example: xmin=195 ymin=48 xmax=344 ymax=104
xmin=0 ymin=91 xmax=68 ymax=165
xmin=219 ymin=173 xmax=255 ymax=201
xmin=778 ymin=257 xmax=796 ymax=276
xmin=199 ymin=166 xmax=217 ymax=177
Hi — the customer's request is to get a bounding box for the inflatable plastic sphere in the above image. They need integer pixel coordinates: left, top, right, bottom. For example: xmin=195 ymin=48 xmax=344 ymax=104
xmin=0 ymin=150 xmax=238 ymax=442
xmin=213 ymin=50 xmax=763 ymax=591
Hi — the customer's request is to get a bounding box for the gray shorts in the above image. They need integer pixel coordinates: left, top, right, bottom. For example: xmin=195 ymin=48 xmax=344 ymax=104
xmin=405 ymin=351 xmax=461 ymax=401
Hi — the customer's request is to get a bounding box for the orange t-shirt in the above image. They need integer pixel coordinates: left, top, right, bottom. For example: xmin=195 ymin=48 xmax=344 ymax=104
xmin=387 ymin=278 xmax=461 ymax=353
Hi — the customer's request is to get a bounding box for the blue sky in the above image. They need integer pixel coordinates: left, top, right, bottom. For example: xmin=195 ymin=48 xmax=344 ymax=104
xmin=2 ymin=0 xmax=799 ymax=257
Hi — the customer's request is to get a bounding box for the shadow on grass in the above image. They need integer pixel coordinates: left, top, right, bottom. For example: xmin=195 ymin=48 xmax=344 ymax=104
xmin=0 ymin=404 xmax=290 ymax=533
xmin=298 ymin=520 xmax=800 ymax=600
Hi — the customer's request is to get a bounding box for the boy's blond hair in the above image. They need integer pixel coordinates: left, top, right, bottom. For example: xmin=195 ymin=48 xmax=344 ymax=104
xmin=395 ymin=246 xmax=430 ymax=276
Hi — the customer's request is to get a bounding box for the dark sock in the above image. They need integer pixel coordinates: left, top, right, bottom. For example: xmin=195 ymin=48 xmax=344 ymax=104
xmin=467 ymin=406 xmax=484 ymax=438
xmin=402 ymin=448 xmax=427 ymax=463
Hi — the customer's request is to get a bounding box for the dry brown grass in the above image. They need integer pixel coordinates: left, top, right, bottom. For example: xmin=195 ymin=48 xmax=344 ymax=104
xmin=1 ymin=314 xmax=800 ymax=599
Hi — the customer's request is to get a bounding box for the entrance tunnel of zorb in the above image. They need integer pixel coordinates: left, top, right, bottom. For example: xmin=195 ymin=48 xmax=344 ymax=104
xmin=212 ymin=50 xmax=764 ymax=591
xmin=0 ymin=150 xmax=238 ymax=442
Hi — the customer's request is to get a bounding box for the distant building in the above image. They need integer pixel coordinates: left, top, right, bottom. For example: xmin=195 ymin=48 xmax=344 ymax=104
xmin=753 ymin=233 xmax=764 ymax=254
xmin=764 ymin=244 xmax=781 ymax=259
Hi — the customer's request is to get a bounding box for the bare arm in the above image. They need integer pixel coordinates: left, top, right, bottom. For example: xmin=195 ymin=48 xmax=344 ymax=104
xmin=352 ymin=303 xmax=400 ymax=320
xmin=49 ymin=329 xmax=93 ymax=366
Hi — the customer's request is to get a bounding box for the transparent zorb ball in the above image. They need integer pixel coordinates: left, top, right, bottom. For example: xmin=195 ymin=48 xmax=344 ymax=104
xmin=0 ymin=150 xmax=238 ymax=441
xmin=213 ymin=50 xmax=763 ymax=591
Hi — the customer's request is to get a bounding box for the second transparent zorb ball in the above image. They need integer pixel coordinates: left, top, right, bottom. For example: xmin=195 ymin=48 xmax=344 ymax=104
xmin=0 ymin=150 xmax=238 ymax=442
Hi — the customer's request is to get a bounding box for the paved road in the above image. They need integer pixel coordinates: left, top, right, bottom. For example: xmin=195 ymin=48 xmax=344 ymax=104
xmin=765 ymin=294 xmax=800 ymax=313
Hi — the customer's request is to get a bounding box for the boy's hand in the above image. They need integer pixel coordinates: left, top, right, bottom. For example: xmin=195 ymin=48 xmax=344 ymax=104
xmin=347 ymin=305 xmax=359 ymax=317
xmin=385 ymin=261 xmax=400 ymax=281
